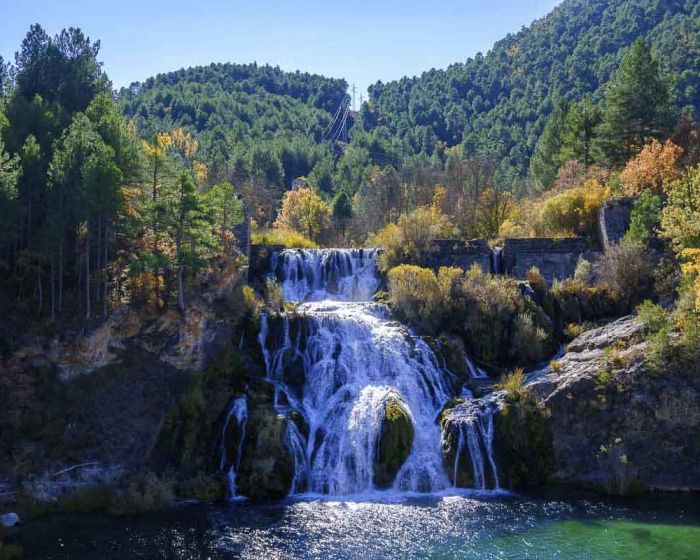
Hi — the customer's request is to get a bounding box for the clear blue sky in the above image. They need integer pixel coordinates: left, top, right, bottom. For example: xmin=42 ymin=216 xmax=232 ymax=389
xmin=0 ymin=0 xmax=560 ymax=104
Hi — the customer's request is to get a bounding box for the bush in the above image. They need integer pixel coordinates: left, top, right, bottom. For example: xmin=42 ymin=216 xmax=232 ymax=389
xmin=265 ymin=278 xmax=284 ymax=311
xmin=251 ymin=228 xmax=317 ymax=249
xmin=511 ymin=313 xmax=548 ymax=364
xmin=552 ymin=279 xmax=621 ymax=324
xmin=526 ymin=267 xmax=547 ymax=297
xmin=637 ymin=300 xmax=670 ymax=337
xmin=623 ymin=189 xmax=661 ymax=246
xmin=386 ymin=264 xmax=554 ymax=366
xmin=538 ymin=180 xmax=608 ymax=239
xmin=598 ymin=240 xmax=653 ymax=306
xmin=369 ymin=202 xmax=452 ymax=272
xmin=497 ymin=368 xmax=527 ymax=398
xmin=573 ymin=257 xmax=592 ymax=285
xmin=386 ymin=265 xmax=443 ymax=332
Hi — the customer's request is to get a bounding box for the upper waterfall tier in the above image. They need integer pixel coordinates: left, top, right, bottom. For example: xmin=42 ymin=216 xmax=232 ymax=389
xmin=272 ymin=248 xmax=380 ymax=303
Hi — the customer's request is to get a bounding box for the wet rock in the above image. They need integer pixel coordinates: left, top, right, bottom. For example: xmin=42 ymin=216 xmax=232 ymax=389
xmin=373 ymin=397 xmax=414 ymax=489
xmin=493 ymin=392 xmax=553 ymax=489
xmin=236 ymin=405 xmax=293 ymax=501
xmin=1 ymin=513 xmax=19 ymax=527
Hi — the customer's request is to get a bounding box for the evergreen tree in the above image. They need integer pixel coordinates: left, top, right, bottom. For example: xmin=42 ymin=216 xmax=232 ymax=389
xmin=332 ymin=188 xmax=353 ymax=238
xmin=530 ymin=100 xmax=569 ymax=190
xmin=597 ymin=39 xmax=673 ymax=165
xmin=559 ymin=96 xmax=601 ymax=166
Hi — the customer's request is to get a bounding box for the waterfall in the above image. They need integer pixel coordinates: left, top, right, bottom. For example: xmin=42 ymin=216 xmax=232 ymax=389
xmin=491 ymin=246 xmax=503 ymax=275
xmin=442 ymin=398 xmax=501 ymax=490
xmin=272 ymin=248 xmax=381 ymax=302
xmin=255 ymin=248 xmax=501 ymax=497
xmin=220 ymin=395 xmax=248 ymax=499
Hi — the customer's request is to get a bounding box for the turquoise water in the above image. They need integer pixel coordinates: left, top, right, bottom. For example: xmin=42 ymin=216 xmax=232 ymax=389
xmin=10 ymin=491 xmax=700 ymax=559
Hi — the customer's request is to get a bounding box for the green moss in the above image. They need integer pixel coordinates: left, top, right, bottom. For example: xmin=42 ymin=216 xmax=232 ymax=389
xmin=176 ymin=474 xmax=225 ymax=502
xmin=158 ymin=348 xmax=251 ymax=473
xmin=373 ymin=398 xmax=414 ymax=489
xmin=236 ymin=403 xmax=294 ymax=500
xmin=494 ymin=393 xmax=553 ymax=489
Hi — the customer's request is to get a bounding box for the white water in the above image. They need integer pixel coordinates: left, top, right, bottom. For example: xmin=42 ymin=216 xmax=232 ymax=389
xmin=441 ymin=398 xmax=501 ymax=490
xmin=255 ymin=248 xmax=499 ymax=496
xmin=272 ymin=248 xmax=380 ymax=302
xmin=219 ymin=395 xmax=248 ymax=499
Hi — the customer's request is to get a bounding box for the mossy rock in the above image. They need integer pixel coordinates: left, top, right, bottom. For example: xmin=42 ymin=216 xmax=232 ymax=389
xmin=236 ymin=405 xmax=293 ymax=501
xmin=494 ymin=393 xmax=553 ymax=489
xmin=439 ymin=412 xmax=475 ymax=488
xmin=176 ymin=474 xmax=225 ymax=502
xmin=373 ymin=397 xmax=414 ymax=489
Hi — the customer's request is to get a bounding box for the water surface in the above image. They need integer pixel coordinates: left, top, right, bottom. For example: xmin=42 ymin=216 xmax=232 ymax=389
xmin=13 ymin=490 xmax=700 ymax=559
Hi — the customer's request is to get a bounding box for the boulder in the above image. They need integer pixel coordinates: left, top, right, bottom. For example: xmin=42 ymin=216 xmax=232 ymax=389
xmin=373 ymin=397 xmax=414 ymax=489
xmin=526 ymin=316 xmax=700 ymax=494
xmin=1 ymin=513 xmax=19 ymax=528
xmin=236 ymin=404 xmax=294 ymax=501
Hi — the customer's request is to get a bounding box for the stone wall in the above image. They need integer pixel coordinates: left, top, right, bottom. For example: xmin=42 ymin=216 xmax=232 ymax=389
xmin=502 ymin=237 xmax=593 ymax=284
xmin=420 ymin=239 xmax=492 ymax=272
xmin=598 ymin=197 xmax=635 ymax=248
xmin=249 ymin=244 xmax=284 ymax=281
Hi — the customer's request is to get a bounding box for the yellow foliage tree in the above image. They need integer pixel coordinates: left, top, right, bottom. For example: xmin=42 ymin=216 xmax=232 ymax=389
xmin=274 ymin=187 xmax=331 ymax=242
xmin=620 ymin=139 xmax=682 ymax=195
xmin=538 ymin=178 xmax=609 ymax=238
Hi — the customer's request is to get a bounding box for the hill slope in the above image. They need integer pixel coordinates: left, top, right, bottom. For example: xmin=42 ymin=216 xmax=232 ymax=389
xmin=361 ymin=0 xmax=700 ymax=178
xmin=119 ymin=63 xmax=348 ymax=187
xmin=120 ymin=0 xmax=700 ymax=189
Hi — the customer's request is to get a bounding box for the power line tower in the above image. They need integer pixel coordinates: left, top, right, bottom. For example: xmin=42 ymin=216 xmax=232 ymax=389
xmin=352 ymin=84 xmax=356 ymax=112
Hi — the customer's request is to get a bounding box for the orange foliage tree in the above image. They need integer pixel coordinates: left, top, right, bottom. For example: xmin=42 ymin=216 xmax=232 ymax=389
xmin=620 ymin=139 xmax=682 ymax=195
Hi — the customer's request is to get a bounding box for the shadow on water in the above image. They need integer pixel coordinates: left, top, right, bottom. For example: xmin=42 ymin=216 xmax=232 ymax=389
xmin=9 ymin=490 xmax=700 ymax=560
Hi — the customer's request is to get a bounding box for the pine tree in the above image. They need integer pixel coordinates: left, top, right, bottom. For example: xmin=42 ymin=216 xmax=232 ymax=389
xmin=597 ymin=39 xmax=673 ymax=165
xmin=530 ymin=100 xmax=569 ymax=190
xmin=559 ymin=96 xmax=601 ymax=166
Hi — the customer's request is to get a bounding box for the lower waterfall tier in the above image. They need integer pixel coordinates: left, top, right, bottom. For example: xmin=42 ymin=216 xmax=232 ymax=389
xmin=243 ymin=301 xmax=499 ymax=496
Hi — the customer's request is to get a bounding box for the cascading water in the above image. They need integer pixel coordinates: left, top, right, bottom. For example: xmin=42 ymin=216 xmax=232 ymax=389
xmin=272 ymin=248 xmax=380 ymax=302
xmin=441 ymin=397 xmax=501 ymax=490
xmin=219 ymin=395 xmax=248 ymax=499
xmin=255 ymin=247 xmax=500 ymax=496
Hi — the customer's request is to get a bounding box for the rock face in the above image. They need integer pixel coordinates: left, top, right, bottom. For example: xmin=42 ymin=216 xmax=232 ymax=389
xmin=528 ymin=316 xmax=700 ymax=493
xmin=493 ymin=393 xmax=553 ymax=489
xmin=373 ymin=397 xmax=414 ymax=489
xmin=236 ymin=383 xmax=294 ymax=501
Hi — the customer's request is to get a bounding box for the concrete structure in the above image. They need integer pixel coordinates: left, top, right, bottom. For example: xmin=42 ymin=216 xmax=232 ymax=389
xmin=420 ymin=239 xmax=492 ymax=272
xmin=501 ymin=237 xmax=595 ymax=284
xmin=598 ymin=197 xmax=635 ymax=249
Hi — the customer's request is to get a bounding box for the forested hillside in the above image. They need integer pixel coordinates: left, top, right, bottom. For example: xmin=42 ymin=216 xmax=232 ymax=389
xmin=361 ymin=0 xmax=700 ymax=181
xmin=119 ymin=64 xmax=347 ymax=188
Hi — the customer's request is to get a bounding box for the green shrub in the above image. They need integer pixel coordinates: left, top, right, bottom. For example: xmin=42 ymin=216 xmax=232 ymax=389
xmin=265 ymin=277 xmax=284 ymax=311
xmin=511 ymin=312 xmax=548 ymax=364
xmin=497 ymin=368 xmax=527 ymax=399
xmin=526 ymin=267 xmax=547 ymax=297
xmin=637 ymin=300 xmax=670 ymax=337
xmin=109 ymin=472 xmax=174 ymax=515
xmin=573 ymin=257 xmax=592 ymax=285
xmin=624 ymin=189 xmax=661 ymax=246
xmin=386 ymin=264 xmax=554 ymax=366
